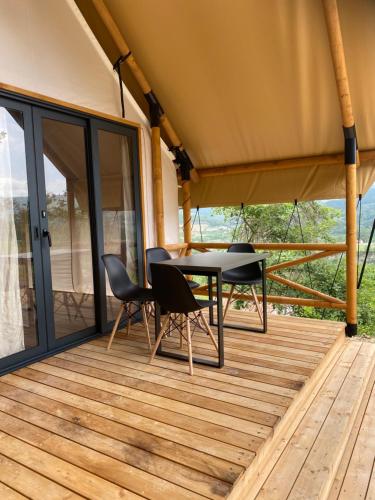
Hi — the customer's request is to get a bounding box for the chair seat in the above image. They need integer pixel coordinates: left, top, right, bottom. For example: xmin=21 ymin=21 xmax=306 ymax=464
xmin=197 ymin=299 xmax=217 ymax=309
xmin=222 ymin=276 xmax=262 ymax=286
xmin=187 ymin=279 xmax=200 ymax=289
xmin=120 ymin=286 xmax=154 ymax=303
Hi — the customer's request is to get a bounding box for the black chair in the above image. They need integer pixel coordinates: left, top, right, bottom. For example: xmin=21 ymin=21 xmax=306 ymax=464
xmin=222 ymin=243 xmax=263 ymax=322
xmin=150 ymin=263 xmax=218 ymax=375
xmin=102 ymin=254 xmax=153 ymax=351
xmin=146 ymin=247 xmax=199 ymax=289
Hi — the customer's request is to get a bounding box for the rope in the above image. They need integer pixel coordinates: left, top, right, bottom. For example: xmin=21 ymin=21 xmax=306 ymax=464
xmin=321 ymin=252 xmax=343 ymax=319
xmin=268 ymin=201 xmax=297 ymax=295
xmin=232 ymin=203 xmax=244 ymax=242
xmin=295 ymin=201 xmax=314 ymax=289
xmin=357 ymin=194 xmax=362 ymax=281
xmin=191 ymin=206 xmax=203 ymax=242
xmin=357 ymin=217 xmax=375 ymax=289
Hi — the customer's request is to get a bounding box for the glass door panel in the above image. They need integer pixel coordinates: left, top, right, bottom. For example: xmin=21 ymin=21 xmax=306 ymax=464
xmin=0 ymin=103 xmax=45 ymax=363
xmin=97 ymin=129 xmax=139 ymax=321
xmin=39 ymin=116 xmax=96 ymax=341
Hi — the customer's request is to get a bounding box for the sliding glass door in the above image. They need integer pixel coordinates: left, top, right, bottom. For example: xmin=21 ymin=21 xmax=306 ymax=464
xmin=0 ymin=92 xmax=143 ymax=373
xmin=0 ymin=98 xmax=47 ymax=367
xmin=33 ymin=109 xmax=97 ymax=348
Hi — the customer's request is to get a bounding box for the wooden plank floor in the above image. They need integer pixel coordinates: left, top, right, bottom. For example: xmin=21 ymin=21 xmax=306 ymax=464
xmin=253 ymin=339 xmax=375 ymax=500
xmin=0 ymin=311 xmax=345 ymax=499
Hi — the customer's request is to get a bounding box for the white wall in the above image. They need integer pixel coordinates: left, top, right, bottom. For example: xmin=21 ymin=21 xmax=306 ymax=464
xmin=0 ymin=0 xmax=179 ymax=246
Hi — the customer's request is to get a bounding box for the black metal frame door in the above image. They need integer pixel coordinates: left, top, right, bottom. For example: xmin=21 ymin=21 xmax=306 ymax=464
xmin=90 ymin=118 xmax=144 ymax=332
xmin=32 ymin=107 xmax=98 ymax=349
xmin=0 ymin=97 xmax=48 ymax=371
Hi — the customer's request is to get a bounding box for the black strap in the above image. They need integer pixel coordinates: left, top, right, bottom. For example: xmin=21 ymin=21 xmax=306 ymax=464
xmin=232 ymin=203 xmax=244 ymax=242
xmin=113 ymin=52 xmax=131 ymax=118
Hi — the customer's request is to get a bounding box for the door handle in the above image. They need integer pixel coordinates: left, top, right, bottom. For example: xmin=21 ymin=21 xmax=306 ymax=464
xmin=42 ymin=229 xmax=52 ymax=247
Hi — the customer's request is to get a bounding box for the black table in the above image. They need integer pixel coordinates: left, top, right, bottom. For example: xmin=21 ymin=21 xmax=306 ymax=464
xmin=154 ymin=251 xmax=268 ymax=368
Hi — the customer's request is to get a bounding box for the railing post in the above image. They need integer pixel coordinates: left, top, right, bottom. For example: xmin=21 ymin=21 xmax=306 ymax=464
xmin=323 ymin=0 xmax=357 ymax=336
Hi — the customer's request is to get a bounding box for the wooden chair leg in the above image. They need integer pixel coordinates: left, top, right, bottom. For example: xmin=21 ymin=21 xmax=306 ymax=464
xmin=149 ymin=314 xmax=170 ymax=362
xmin=107 ymin=304 xmax=124 ymax=350
xmin=223 ymin=284 xmax=235 ymax=320
xmin=179 ymin=314 xmax=183 ymax=349
xmin=186 ymin=316 xmax=193 ymax=376
xmin=251 ymin=285 xmax=263 ymax=323
xmin=126 ymin=302 xmax=132 ymax=336
xmin=199 ymin=311 xmax=219 ymax=353
xmin=141 ymin=303 xmax=152 ymax=352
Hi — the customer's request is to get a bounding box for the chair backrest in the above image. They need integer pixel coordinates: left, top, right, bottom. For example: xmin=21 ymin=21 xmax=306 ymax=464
xmin=151 ymin=263 xmax=200 ymax=313
xmin=145 ymin=247 xmax=171 ymax=285
xmin=223 ymin=242 xmax=262 ymax=281
xmin=228 ymin=243 xmax=256 ymax=254
xmin=102 ymin=254 xmax=134 ymax=300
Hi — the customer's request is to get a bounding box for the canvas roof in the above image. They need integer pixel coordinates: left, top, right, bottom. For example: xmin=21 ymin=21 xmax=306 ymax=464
xmin=77 ymin=0 xmax=375 ymax=206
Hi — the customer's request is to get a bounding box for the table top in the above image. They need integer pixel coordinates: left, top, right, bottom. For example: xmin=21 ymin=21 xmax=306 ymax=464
xmin=159 ymin=251 xmax=269 ymax=273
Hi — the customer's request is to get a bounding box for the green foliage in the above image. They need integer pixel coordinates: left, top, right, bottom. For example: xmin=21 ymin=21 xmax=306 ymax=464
xmin=212 ymin=201 xmax=374 ymax=337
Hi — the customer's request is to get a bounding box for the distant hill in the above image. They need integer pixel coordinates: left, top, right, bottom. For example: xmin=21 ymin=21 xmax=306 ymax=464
xmin=321 ymin=184 xmax=375 ymax=241
xmin=183 ymin=184 xmax=375 ymax=243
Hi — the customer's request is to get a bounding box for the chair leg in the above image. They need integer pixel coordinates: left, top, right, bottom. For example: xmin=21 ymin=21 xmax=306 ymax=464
xmin=126 ymin=302 xmax=132 ymax=336
xmin=223 ymin=284 xmax=235 ymax=320
xmin=107 ymin=304 xmax=124 ymax=350
xmin=251 ymin=285 xmax=263 ymax=323
xmin=149 ymin=314 xmax=170 ymax=362
xmin=186 ymin=316 xmax=193 ymax=376
xmin=179 ymin=314 xmax=183 ymax=349
xmin=141 ymin=303 xmax=152 ymax=352
xmin=199 ymin=311 xmax=219 ymax=353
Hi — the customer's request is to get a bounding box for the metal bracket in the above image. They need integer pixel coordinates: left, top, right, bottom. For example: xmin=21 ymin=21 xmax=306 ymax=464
xmin=145 ymin=91 xmax=164 ymax=127
xmin=343 ymin=125 xmax=357 ymax=164
xmin=170 ymin=146 xmax=193 ymax=180
xmin=345 ymin=322 xmax=357 ymax=337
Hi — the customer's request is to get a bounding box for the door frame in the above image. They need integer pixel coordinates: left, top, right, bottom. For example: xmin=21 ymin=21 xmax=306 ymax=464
xmin=0 ymin=88 xmax=145 ymax=374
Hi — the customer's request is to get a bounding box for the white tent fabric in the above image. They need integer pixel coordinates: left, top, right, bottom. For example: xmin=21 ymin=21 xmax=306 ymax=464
xmin=80 ymin=0 xmax=375 ymax=206
xmin=0 ymin=0 xmax=179 ymax=246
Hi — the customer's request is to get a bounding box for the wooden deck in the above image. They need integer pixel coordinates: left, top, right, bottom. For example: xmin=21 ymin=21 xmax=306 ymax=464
xmin=0 ymin=311 xmax=353 ymax=499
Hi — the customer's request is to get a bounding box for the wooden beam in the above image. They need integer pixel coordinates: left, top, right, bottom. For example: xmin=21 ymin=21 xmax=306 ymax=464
xmin=323 ymin=0 xmax=357 ymax=333
xmin=196 ymin=149 xmax=375 ymax=178
xmin=194 ymin=288 xmax=346 ymax=310
xmin=91 ymin=0 xmax=199 ymax=182
xmin=266 ymin=250 xmax=341 ymax=274
xmin=190 ymin=242 xmax=347 ymax=251
xmin=267 ymin=273 xmax=345 ymax=304
xmin=182 ymin=180 xmax=192 ymax=249
xmin=151 ymin=126 xmax=165 ymax=246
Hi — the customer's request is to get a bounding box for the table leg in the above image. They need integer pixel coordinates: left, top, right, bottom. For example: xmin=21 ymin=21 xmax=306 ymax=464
xmin=155 ymin=302 xmax=162 ymax=355
xmin=208 ymin=275 xmax=214 ymax=325
xmin=262 ymin=259 xmax=267 ymax=333
xmin=216 ymin=271 xmax=224 ymax=367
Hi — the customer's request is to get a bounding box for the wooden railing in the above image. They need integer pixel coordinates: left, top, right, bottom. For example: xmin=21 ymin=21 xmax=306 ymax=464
xmin=165 ymin=241 xmax=347 ymax=310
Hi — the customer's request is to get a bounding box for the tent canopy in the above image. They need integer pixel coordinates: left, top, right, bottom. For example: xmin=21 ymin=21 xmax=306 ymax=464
xmin=77 ymin=0 xmax=375 ymax=206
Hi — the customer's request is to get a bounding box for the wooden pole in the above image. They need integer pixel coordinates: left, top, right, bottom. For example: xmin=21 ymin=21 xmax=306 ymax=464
xmin=181 ymin=180 xmax=192 ymax=248
xmin=196 ymin=149 xmax=374 ymax=178
xmin=151 ymin=125 xmax=165 ymax=246
xmin=323 ymin=0 xmax=357 ymax=336
xmin=91 ymin=0 xmax=199 ymax=183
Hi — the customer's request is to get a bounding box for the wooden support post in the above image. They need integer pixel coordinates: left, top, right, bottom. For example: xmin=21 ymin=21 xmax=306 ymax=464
xmin=323 ymin=0 xmax=357 ymax=336
xmin=151 ymin=124 xmax=165 ymax=246
xmin=182 ymin=180 xmax=192 ymax=249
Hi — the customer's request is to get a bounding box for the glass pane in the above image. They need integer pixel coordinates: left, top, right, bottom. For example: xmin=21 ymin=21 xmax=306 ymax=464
xmin=0 ymin=107 xmax=38 ymax=358
xmin=42 ymin=118 xmax=95 ymax=338
xmin=98 ymin=130 xmax=138 ymax=320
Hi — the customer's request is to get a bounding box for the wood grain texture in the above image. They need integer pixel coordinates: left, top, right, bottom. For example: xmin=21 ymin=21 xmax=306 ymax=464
xmin=0 ymin=310 xmax=345 ymax=499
